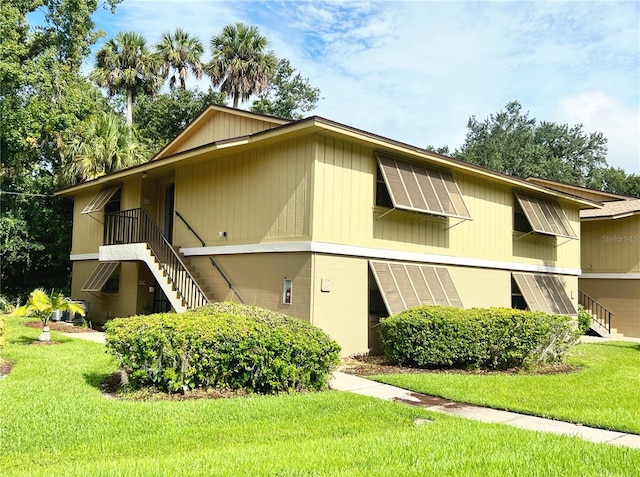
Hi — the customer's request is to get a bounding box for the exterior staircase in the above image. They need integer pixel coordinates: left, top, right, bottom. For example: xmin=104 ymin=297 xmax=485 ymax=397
xmin=102 ymin=208 xmax=212 ymax=313
xmin=578 ymin=290 xmax=622 ymax=338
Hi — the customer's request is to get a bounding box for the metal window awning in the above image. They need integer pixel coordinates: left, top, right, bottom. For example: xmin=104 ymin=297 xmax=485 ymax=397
xmin=81 ymin=185 xmax=121 ymax=214
xmin=370 ymin=260 xmax=463 ymax=316
xmin=512 ymin=272 xmax=576 ymax=315
xmin=81 ymin=262 xmax=120 ymax=292
xmin=376 ymin=153 xmax=472 ymax=220
xmin=514 ymin=191 xmax=577 ymax=239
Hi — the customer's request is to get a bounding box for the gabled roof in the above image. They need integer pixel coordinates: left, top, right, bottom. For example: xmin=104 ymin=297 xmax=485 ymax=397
xmin=153 ymin=104 xmax=290 ymax=160
xmin=581 ymin=199 xmax=640 ymax=220
xmin=526 ymin=177 xmax=635 ymax=203
xmin=54 ymin=108 xmax=601 ymax=209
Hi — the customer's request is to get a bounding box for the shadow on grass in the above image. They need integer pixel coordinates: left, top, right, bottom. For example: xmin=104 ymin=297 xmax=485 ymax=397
xmin=585 ymin=341 xmax=640 ymax=352
xmin=84 ymin=371 xmax=110 ymax=390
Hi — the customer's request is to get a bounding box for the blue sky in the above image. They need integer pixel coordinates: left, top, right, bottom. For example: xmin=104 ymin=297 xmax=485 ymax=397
xmin=85 ymin=1 xmax=639 ymax=173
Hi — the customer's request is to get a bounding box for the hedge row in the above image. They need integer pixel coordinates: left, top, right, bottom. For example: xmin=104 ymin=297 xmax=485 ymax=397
xmin=104 ymin=302 xmax=341 ymax=394
xmin=379 ymin=305 xmax=578 ymax=370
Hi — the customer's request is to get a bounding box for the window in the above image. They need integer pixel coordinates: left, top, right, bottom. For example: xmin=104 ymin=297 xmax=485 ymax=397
xmin=376 ymin=153 xmax=471 ymax=219
xmin=104 ymin=188 xmax=121 ymax=214
xmin=375 ymin=167 xmax=393 ymax=208
xmin=513 ymin=199 xmax=533 ymax=233
xmin=81 ymin=185 xmax=121 ymax=214
xmin=369 ymin=260 xmax=463 ymax=316
xmin=513 ymin=191 xmax=576 ymax=239
xmin=512 ymin=272 xmax=576 ymax=315
xmin=81 ymin=262 xmax=120 ymax=292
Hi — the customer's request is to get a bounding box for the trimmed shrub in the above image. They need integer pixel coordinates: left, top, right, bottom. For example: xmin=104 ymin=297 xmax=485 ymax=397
xmin=577 ymin=305 xmax=592 ymax=334
xmin=104 ymin=303 xmax=341 ymax=394
xmin=379 ymin=305 xmax=578 ymax=370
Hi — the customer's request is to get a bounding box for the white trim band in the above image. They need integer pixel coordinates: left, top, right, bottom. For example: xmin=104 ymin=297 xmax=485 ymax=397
xmin=70 ymin=253 xmax=100 ymax=261
xmin=181 ymin=241 xmax=582 ymax=276
xmin=580 ymin=273 xmax=640 ymax=280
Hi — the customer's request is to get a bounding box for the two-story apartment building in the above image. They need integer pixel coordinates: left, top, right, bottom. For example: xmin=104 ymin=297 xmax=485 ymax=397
xmin=528 ymin=179 xmax=639 ymax=338
xmin=56 ymin=106 xmax=598 ymax=355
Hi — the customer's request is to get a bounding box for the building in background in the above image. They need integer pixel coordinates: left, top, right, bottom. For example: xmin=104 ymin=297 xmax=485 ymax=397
xmin=528 ymin=179 xmax=639 ymax=338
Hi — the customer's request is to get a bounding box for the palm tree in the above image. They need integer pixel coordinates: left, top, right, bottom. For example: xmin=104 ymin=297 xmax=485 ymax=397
xmin=59 ymin=112 xmax=150 ymax=185
xmin=14 ymin=289 xmax=86 ymax=341
xmin=205 ymin=23 xmax=276 ymax=109
xmin=156 ymin=28 xmax=204 ymax=90
xmin=90 ymin=31 xmax=163 ymax=126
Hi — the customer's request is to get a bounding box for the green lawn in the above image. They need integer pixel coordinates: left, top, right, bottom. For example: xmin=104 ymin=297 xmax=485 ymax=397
xmin=372 ymin=341 xmax=640 ymax=435
xmin=1 ymin=316 xmax=638 ymax=477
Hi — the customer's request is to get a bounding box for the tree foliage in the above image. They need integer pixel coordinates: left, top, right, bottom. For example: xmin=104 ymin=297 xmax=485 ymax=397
xmin=206 ymin=22 xmax=277 ymax=109
xmin=156 ymin=28 xmax=204 ymax=90
xmin=90 ymin=31 xmax=163 ymax=126
xmin=454 ymin=101 xmax=638 ymax=197
xmin=250 ymin=58 xmax=321 ymax=119
xmin=0 ymin=0 xmax=114 ymax=299
xmin=59 ymin=112 xmax=151 ymax=185
xmin=133 ymin=87 xmax=226 ymax=149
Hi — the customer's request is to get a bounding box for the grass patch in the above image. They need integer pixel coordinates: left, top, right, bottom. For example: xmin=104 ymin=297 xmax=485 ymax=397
xmin=370 ymin=341 xmax=640 ymax=434
xmin=1 ymin=316 xmax=638 ymax=476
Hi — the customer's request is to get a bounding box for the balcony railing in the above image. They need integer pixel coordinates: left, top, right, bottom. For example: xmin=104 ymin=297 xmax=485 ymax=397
xmin=104 ymin=208 xmax=209 ymax=309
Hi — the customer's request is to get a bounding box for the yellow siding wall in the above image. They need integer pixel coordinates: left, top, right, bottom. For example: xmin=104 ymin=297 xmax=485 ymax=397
xmin=580 ymin=278 xmax=640 ymax=337
xmin=187 ymin=252 xmax=312 ymax=321
xmin=174 ymin=137 xmax=314 ymax=247
xmin=163 ymin=111 xmax=284 ymax=156
xmin=311 ymin=254 xmax=369 ymax=356
xmin=71 ymin=177 xmax=142 ymax=255
xmin=311 ymin=136 xmax=581 ymax=270
xmin=581 ymin=217 xmax=640 ymax=273
xmin=71 ymin=190 xmax=103 ymax=254
xmin=308 ymin=254 xmax=579 ymax=356
xmin=70 ymin=261 xmax=140 ymax=327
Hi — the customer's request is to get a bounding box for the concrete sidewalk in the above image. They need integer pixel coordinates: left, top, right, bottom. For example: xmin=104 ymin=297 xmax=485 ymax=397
xmin=329 ymin=371 xmax=640 ymax=449
xmin=64 ymin=331 xmax=639 ymax=449
xmin=62 ymin=331 xmax=107 ymax=343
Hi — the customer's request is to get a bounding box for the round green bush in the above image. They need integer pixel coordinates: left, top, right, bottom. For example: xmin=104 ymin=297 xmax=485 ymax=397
xmin=379 ymin=305 xmax=578 ymax=370
xmin=104 ymin=302 xmax=341 ymax=394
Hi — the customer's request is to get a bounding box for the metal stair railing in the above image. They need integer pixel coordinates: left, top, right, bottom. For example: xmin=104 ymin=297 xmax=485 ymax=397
xmin=578 ymin=289 xmax=612 ymax=334
xmin=104 ymin=208 xmax=210 ymax=309
xmin=175 ymin=210 xmax=245 ymax=304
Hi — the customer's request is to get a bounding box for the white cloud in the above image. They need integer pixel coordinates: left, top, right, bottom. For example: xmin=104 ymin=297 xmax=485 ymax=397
xmin=555 ymin=91 xmax=640 ymax=173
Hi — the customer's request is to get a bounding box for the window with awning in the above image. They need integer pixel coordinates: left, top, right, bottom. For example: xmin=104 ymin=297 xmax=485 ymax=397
xmin=512 ymin=272 xmax=576 ymax=315
xmin=81 ymin=262 xmax=120 ymax=292
xmin=81 ymin=185 xmax=121 ymax=214
xmin=376 ymin=153 xmax=471 ymax=220
xmin=369 ymin=260 xmax=463 ymax=316
xmin=513 ymin=191 xmax=576 ymax=239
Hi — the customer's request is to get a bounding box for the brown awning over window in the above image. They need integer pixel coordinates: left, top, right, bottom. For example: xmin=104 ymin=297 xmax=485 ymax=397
xmin=81 ymin=185 xmax=121 ymax=214
xmin=81 ymin=262 xmax=120 ymax=292
xmin=514 ymin=191 xmax=576 ymax=239
xmin=370 ymin=260 xmax=463 ymax=316
xmin=376 ymin=153 xmax=471 ymax=220
xmin=512 ymin=272 xmax=576 ymax=315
